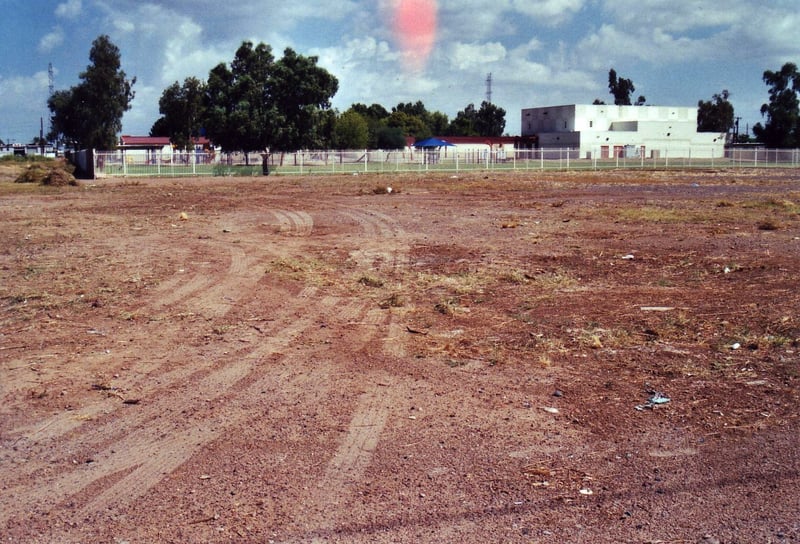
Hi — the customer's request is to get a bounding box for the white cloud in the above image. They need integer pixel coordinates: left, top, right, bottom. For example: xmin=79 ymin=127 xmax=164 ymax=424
xmin=38 ymin=28 xmax=65 ymax=53
xmin=510 ymin=0 xmax=585 ymax=23
xmin=0 ymin=72 xmax=51 ymax=129
xmin=55 ymin=0 xmax=82 ymax=19
xmin=447 ymin=42 xmax=507 ymax=70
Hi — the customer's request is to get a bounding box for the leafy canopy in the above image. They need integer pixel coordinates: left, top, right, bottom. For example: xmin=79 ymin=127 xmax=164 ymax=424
xmin=608 ymin=69 xmax=645 ymax=106
xmin=697 ymin=90 xmax=735 ymax=133
xmin=47 ymin=35 xmax=136 ymax=150
xmin=753 ymin=62 xmax=800 ymax=147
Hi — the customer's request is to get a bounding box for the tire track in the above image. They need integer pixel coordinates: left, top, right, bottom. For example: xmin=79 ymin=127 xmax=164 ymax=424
xmin=298 ymin=376 xmax=407 ymax=539
xmin=271 ymin=209 xmax=314 ymax=237
xmin=71 ymin=350 xmax=332 ymax=520
xmin=0 ymin=309 xmax=316 ymax=518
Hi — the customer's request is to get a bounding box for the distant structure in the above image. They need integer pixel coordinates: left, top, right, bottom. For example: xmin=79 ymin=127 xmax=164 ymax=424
xmin=521 ymin=104 xmax=726 ymax=159
xmin=485 ymin=73 xmax=492 ymax=103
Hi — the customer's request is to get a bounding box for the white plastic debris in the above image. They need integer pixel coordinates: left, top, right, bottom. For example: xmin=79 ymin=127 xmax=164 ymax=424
xmin=635 ymin=391 xmax=671 ymax=411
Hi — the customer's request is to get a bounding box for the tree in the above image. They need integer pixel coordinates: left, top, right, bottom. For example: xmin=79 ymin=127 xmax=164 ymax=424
xmin=697 ymin=90 xmax=734 ymax=133
xmin=607 ymin=68 xmax=643 ymax=106
xmin=333 ymin=110 xmax=369 ymax=149
xmin=475 ymin=101 xmax=506 ymax=137
xmin=204 ymin=41 xmax=277 ymax=160
xmin=47 ymin=35 xmax=135 ymax=150
xmin=753 ymin=62 xmax=800 ymax=148
xmin=448 ymin=103 xmax=478 ymax=136
xmin=375 ymin=126 xmax=407 ymax=149
xmin=271 ymin=48 xmax=338 ymax=150
xmin=390 ymin=101 xmax=448 ymax=139
xmin=387 ymin=110 xmax=431 ymax=140
xmin=350 ymin=103 xmax=391 ymax=148
xmin=203 ymin=42 xmax=338 ymax=155
xmin=151 ymin=77 xmax=206 ymax=150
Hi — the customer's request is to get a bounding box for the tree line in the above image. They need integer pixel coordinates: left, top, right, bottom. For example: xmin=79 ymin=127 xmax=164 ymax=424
xmin=47 ymin=36 xmax=800 ymax=152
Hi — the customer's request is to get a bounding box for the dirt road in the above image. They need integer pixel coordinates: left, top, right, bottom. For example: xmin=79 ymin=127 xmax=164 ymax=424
xmin=1 ymin=170 xmax=799 ymax=542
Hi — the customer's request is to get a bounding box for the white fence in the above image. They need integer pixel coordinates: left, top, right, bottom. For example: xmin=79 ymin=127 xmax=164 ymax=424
xmin=92 ymin=147 xmax=800 ymax=178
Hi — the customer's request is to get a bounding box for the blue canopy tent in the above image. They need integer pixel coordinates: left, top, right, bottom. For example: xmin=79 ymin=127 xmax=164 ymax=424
xmin=413 ymin=137 xmax=455 ymax=165
xmin=413 ymin=137 xmax=455 ymax=148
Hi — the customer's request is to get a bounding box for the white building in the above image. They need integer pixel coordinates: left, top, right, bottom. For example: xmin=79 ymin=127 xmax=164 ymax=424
xmin=521 ymin=104 xmax=727 ymax=159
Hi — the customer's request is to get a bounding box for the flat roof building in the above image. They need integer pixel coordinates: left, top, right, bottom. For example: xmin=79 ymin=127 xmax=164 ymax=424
xmin=521 ymin=104 xmax=727 ymax=159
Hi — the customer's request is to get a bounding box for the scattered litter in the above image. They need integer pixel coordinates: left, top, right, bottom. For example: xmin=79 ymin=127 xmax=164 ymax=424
xmin=552 ymin=389 xmax=564 ymax=398
xmin=640 ymin=306 xmax=674 ymax=312
xmin=621 ymin=254 xmax=635 ymax=260
xmin=199 ymin=474 xmax=211 ymax=480
xmin=179 ymin=212 xmax=189 ymax=221
xmin=635 ymin=391 xmax=671 ymax=411
xmin=579 ymin=488 xmax=594 ymax=495
xmin=542 ymin=406 xmax=560 ymax=414
xmin=386 ymin=187 xmax=393 ymax=194
xmin=724 ymin=266 xmax=732 ymax=274
xmin=731 ymin=342 xmax=741 ymax=350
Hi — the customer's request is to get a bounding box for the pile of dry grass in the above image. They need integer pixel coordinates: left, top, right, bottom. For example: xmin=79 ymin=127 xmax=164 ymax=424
xmin=14 ymin=159 xmax=77 ymax=186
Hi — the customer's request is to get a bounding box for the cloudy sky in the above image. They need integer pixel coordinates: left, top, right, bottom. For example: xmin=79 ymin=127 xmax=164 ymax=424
xmin=1 ymin=0 xmax=798 ymax=144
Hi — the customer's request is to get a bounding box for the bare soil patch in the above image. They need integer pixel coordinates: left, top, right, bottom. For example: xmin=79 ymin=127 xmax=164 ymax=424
xmin=1 ymin=169 xmax=799 ymax=543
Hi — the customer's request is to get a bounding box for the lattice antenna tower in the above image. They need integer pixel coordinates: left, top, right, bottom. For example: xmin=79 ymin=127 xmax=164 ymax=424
xmin=485 ymin=72 xmax=493 ymax=104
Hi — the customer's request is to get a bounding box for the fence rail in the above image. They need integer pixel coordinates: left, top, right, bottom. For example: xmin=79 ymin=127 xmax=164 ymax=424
xmin=93 ymin=147 xmax=800 ymax=178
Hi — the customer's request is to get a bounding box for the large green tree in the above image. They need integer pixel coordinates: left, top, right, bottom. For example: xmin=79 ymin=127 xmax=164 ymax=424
xmin=387 ymin=110 xmax=431 ymax=140
xmin=475 ymin=101 xmax=506 ymax=137
xmin=697 ymin=90 xmax=735 ymax=133
xmin=203 ymin=42 xmax=338 ymax=154
xmin=448 ymin=103 xmax=478 ymax=136
xmin=271 ymin=48 xmax=339 ymax=151
xmin=448 ymin=101 xmax=506 ymax=137
xmin=390 ymin=101 xmax=448 ymax=140
xmin=333 ymin=110 xmax=369 ymax=149
xmin=47 ymin=35 xmax=135 ymax=150
xmin=204 ymin=42 xmax=277 ymax=159
xmin=753 ymin=62 xmax=800 ymax=147
xmin=350 ymin=103 xmax=391 ymax=148
xmin=608 ymin=68 xmax=645 ymax=106
xmin=151 ymin=77 xmax=206 ymax=150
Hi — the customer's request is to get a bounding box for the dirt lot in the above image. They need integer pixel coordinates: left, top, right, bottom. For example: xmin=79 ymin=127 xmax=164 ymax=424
xmin=1 ymin=168 xmax=799 ymax=543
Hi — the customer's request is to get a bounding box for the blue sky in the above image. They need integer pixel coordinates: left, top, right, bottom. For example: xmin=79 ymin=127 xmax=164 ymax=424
xmin=1 ymin=0 xmax=798 ymax=144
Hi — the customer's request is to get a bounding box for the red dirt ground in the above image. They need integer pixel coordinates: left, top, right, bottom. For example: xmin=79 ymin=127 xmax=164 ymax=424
xmin=1 ymin=169 xmax=799 ymax=543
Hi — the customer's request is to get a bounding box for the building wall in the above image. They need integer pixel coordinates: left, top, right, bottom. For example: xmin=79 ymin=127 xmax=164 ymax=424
xmin=521 ymin=104 xmax=726 ymax=158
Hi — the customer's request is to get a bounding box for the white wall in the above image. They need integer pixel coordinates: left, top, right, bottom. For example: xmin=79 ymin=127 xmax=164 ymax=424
xmin=521 ymin=104 xmax=726 ymax=158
